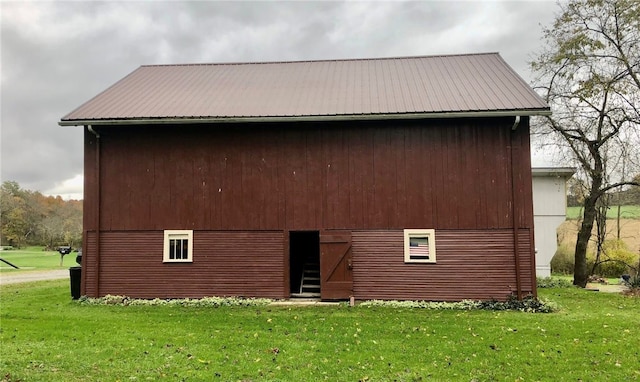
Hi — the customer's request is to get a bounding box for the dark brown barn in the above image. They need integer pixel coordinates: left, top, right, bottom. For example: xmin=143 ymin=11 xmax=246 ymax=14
xmin=60 ymin=53 xmax=550 ymax=301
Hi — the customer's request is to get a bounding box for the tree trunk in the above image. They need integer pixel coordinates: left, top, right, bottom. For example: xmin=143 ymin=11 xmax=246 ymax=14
xmin=616 ymin=204 xmax=621 ymax=240
xmin=574 ymin=169 xmax=604 ymax=287
xmin=574 ymin=198 xmax=596 ymax=287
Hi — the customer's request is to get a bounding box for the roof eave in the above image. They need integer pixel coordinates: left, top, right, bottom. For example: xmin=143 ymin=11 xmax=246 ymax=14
xmin=531 ymin=167 xmax=577 ymax=177
xmin=58 ymin=108 xmax=551 ymax=127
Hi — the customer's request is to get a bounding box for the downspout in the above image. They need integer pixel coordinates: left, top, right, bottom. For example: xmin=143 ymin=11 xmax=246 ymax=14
xmin=510 ymin=116 xmax=522 ymax=299
xmin=511 ymin=115 xmax=521 ymax=131
xmin=88 ymin=125 xmax=101 ymax=297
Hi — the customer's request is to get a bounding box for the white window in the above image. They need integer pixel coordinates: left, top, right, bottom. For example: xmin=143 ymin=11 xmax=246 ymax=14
xmin=163 ymin=230 xmax=193 ymax=263
xmin=403 ymin=229 xmax=436 ymax=263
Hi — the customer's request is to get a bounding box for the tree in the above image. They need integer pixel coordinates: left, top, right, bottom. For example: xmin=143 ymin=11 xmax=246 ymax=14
xmin=623 ymin=173 xmax=640 ymax=204
xmin=566 ymin=177 xmax=587 ymax=207
xmin=1 ymin=181 xmax=83 ymax=249
xmin=531 ymin=0 xmax=640 ymax=287
xmin=1 ymin=181 xmax=38 ymax=248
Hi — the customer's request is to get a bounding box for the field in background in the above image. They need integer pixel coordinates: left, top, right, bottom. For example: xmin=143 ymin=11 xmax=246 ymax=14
xmin=556 ymin=205 xmax=640 ymax=275
xmin=557 ymin=219 xmax=640 ymax=255
xmin=0 ymin=247 xmax=77 ymax=272
xmin=566 ymin=205 xmax=640 ymax=220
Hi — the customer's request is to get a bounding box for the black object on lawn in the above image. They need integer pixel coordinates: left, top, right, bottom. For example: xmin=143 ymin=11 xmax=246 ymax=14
xmin=69 ymin=266 xmax=81 ymax=299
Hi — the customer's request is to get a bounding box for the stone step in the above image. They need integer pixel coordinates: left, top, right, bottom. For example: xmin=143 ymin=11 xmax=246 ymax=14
xmin=290 ymin=292 xmax=321 ymax=298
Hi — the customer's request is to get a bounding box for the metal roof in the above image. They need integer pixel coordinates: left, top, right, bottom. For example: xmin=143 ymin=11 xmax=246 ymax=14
xmin=60 ymin=53 xmax=550 ymax=126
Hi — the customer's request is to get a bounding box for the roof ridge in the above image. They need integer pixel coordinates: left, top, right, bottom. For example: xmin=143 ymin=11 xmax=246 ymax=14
xmin=140 ymin=52 xmax=501 ymax=68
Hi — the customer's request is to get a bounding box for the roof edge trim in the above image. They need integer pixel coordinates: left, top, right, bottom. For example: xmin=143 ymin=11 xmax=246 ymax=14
xmin=140 ymin=52 xmax=503 ymax=68
xmin=59 ymin=109 xmax=552 ymax=126
xmin=531 ymin=167 xmax=577 ymax=177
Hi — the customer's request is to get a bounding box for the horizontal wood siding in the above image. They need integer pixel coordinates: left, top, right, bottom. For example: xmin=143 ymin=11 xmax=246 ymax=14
xmin=85 ymin=118 xmax=532 ymax=232
xmin=517 ymin=229 xmax=535 ymax=296
xmin=90 ymin=231 xmax=285 ymax=299
xmin=82 ymin=232 xmax=97 ymax=297
xmin=352 ymin=230 xmax=533 ymax=301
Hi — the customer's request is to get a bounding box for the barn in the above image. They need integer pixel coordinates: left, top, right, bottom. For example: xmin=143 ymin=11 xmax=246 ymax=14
xmin=60 ymin=53 xmax=550 ymax=301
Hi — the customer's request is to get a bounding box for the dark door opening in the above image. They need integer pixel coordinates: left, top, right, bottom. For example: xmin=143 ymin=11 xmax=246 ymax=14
xmin=289 ymin=231 xmax=320 ymax=298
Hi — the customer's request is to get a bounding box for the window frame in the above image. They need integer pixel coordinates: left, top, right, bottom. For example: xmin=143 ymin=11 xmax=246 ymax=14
xmin=163 ymin=230 xmax=193 ymax=263
xmin=403 ymin=229 xmax=436 ymax=263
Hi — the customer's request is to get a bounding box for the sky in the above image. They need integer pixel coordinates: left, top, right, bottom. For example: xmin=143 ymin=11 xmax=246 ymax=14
xmin=1 ymin=0 xmax=560 ymax=200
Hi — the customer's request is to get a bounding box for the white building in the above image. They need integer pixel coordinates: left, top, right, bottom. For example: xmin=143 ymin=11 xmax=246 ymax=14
xmin=532 ymin=167 xmax=575 ymax=278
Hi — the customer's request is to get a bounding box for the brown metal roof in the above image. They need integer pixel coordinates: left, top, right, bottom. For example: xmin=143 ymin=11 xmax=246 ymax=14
xmin=60 ymin=53 xmax=550 ymax=125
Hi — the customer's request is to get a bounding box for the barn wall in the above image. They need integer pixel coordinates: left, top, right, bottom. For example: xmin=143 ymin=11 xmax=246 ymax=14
xmin=81 ymin=117 xmax=536 ymax=299
xmin=82 ymin=231 xmax=286 ymax=299
xmin=83 ymin=117 xmax=533 ymax=232
xmin=82 ymin=228 xmax=534 ymax=300
xmin=82 ymin=231 xmax=97 ymax=297
xmin=352 ymin=229 xmax=534 ymax=301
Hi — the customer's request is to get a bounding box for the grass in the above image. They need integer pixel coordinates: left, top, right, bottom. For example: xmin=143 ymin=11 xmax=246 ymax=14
xmin=567 ymin=205 xmax=640 ymax=220
xmin=551 ymin=273 xmax=622 ymax=285
xmin=1 ymin=281 xmax=639 ymax=381
xmin=0 ymin=246 xmax=76 ymax=273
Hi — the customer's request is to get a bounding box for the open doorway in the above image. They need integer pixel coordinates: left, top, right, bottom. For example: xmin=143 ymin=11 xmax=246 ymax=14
xmin=289 ymin=231 xmax=320 ymax=298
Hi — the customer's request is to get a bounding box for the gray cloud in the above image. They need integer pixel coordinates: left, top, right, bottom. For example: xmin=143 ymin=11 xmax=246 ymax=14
xmin=0 ymin=0 xmax=558 ymax=199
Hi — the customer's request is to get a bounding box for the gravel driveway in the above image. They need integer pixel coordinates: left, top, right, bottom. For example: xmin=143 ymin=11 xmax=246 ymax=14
xmin=0 ymin=269 xmax=69 ymax=285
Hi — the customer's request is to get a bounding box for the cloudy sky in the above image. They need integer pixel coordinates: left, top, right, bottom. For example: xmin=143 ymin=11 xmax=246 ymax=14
xmin=1 ymin=0 xmax=559 ymax=200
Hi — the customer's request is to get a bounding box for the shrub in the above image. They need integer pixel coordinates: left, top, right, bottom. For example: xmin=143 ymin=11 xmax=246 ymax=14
xmin=550 ymin=244 xmax=575 ymax=274
xmin=622 ymin=274 xmax=640 ymax=289
xmin=77 ymin=295 xmax=273 ymax=307
xmin=476 ymin=296 xmax=557 ymax=313
xmin=359 ymin=299 xmax=480 ymax=310
xmin=79 ymin=296 xmax=557 ymax=313
xmin=552 ymin=240 xmax=639 ymax=278
xmin=537 ymin=277 xmax=574 ymax=288
xmin=588 ymin=239 xmax=639 ymax=278
xmin=358 ymin=296 xmax=556 ymax=313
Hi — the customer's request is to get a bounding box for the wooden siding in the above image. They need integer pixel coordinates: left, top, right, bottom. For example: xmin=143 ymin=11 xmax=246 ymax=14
xmin=82 ymin=231 xmax=285 ymax=298
xmin=84 ymin=117 xmax=533 ymax=232
xmin=352 ymin=229 xmax=533 ymax=301
xmin=81 ymin=117 xmax=536 ymax=299
xmin=518 ymin=229 xmax=535 ymax=296
xmin=82 ymin=231 xmax=98 ymax=297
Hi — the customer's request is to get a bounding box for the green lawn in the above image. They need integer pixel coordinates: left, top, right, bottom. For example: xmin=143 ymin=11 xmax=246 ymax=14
xmin=552 ymin=274 xmax=622 ymax=285
xmin=1 ymin=280 xmax=639 ymax=381
xmin=0 ymin=246 xmax=77 ymax=273
xmin=567 ymin=205 xmax=640 ymax=220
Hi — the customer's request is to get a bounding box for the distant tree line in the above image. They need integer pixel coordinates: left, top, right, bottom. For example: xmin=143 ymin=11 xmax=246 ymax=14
xmin=567 ymin=174 xmax=640 ymax=207
xmin=0 ymin=181 xmax=82 ymax=249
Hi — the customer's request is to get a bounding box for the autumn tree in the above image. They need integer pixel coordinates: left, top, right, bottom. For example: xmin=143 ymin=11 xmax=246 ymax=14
xmin=1 ymin=181 xmax=39 ymax=248
xmin=531 ymin=0 xmax=640 ymax=287
xmin=1 ymin=181 xmax=82 ymax=249
xmin=40 ymin=196 xmax=82 ymax=250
